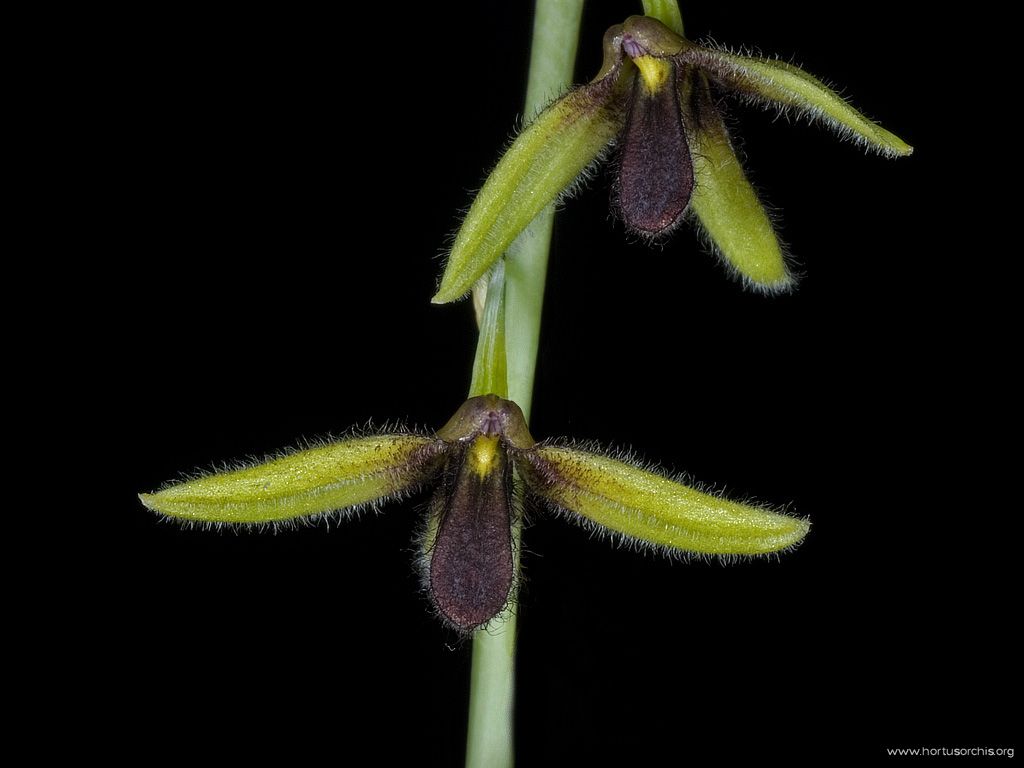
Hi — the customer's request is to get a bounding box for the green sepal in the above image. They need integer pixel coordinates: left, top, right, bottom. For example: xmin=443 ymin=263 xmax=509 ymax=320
xmin=433 ymin=44 xmax=630 ymax=304
xmin=517 ymin=444 xmax=809 ymax=556
xmin=684 ymin=72 xmax=793 ymax=291
xmin=684 ymin=45 xmax=913 ymax=157
xmin=139 ymin=434 xmax=447 ymax=525
xmin=640 ymin=0 xmax=684 ymax=36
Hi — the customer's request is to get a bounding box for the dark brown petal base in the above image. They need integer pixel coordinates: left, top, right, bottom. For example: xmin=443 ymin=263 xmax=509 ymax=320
xmin=428 ymin=436 xmax=515 ymax=632
xmin=616 ymin=67 xmax=694 ymax=235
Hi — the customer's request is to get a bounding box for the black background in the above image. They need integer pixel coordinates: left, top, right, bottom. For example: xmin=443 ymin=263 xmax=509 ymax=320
xmin=89 ymin=2 xmax=1011 ymax=764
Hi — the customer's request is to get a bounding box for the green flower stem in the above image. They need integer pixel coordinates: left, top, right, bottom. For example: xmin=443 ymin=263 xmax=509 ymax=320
xmin=504 ymin=0 xmax=585 ymax=420
xmin=464 ymin=2 xmax=584 ymax=767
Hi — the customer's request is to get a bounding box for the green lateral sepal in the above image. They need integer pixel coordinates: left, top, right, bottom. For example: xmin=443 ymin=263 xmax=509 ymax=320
xmin=517 ymin=443 xmax=809 ymax=557
xmin=140 ymin=433 xmax=447 ymax=525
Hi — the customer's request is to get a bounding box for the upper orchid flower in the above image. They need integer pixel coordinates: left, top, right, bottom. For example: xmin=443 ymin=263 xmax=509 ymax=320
xmin=433 ymin=14 xmax=912 ymax=301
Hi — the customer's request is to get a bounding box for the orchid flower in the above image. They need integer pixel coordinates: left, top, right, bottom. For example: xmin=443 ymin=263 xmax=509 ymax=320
xmin=434 ymin=15 xmax=911 ymax=301
xmin=140 ymin=395 xmax=808 ymax=632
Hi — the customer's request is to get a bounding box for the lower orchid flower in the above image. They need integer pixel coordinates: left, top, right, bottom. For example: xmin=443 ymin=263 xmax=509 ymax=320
xmin=140 ymin=395 xmax=809 ymax=632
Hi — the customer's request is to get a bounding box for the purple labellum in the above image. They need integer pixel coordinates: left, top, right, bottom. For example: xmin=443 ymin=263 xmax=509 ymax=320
xmin=616 ymin=64 xmax=694 ymax=235
xmin=428 ymin=436 xmax=514 ymax=631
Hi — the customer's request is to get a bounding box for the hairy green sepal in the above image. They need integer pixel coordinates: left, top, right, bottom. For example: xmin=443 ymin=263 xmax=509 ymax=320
xmin=519 ymin=444 xmax=809 ymax=556
xmin=433 ymin=70 xmax=628 ymax=303
xmin=140 ymin=435 xmax=445 ymax=524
